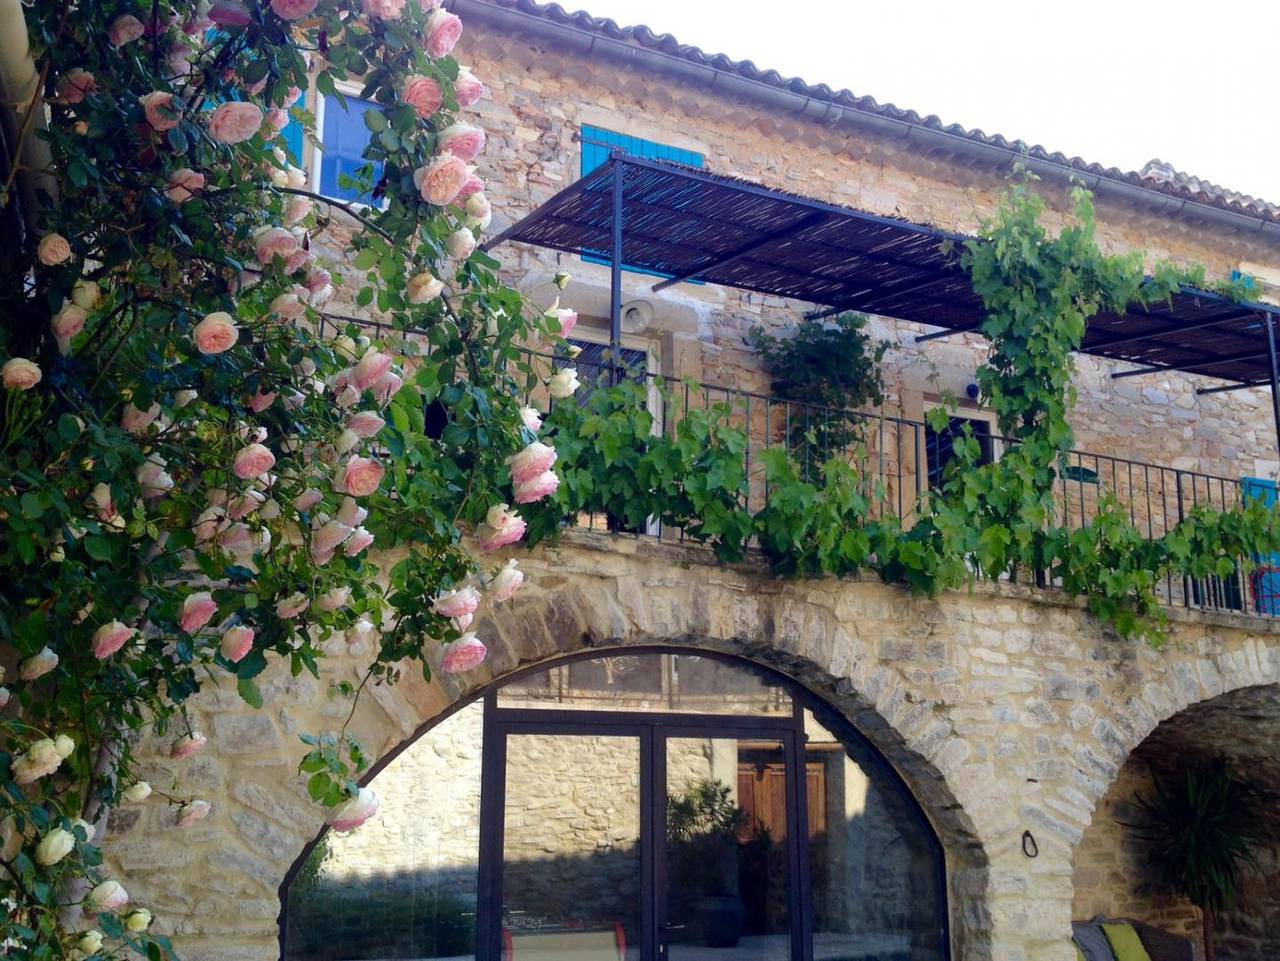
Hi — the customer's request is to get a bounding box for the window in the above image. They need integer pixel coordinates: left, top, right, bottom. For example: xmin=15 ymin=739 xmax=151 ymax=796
xmin=555 ymin=337 xmax=649 ymax=404
xmin=924 ymin=414 xmax=995 ymax=488
xmin=315 ymin=93 xmax=385 ymax=204
xmin=580 ymin=125 xmax=704 ymax=177
xmin=282 ymin=649 xmax=949 ymax=961
xmin=580 ymin=125 xmax=703 ymax=277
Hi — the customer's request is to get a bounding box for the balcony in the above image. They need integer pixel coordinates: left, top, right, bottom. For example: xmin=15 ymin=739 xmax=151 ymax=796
xmin=544 ymin=350 xmax=1279 ymax=622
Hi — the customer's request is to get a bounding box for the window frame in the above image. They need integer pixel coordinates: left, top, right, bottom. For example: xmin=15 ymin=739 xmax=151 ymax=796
xmin=919 ymin=402 xmax=1002 ymax=489
xmin=310 ymin=81 xmax=389 ymax=210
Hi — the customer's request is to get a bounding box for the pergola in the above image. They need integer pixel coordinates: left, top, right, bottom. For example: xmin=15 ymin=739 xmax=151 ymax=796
xmin=485 ymin=153 xmax=1280 ymax=454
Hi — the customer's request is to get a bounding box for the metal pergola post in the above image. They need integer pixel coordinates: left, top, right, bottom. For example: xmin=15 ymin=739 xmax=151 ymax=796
xmin=609 ymin=155 xmax=625 ymax=386
xmin=1266 ymin=311 xmax=1280 ymax=460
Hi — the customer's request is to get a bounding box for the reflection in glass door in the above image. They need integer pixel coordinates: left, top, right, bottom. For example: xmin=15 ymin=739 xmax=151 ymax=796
xmin=498 ymin=732 xmax=644 ymax=961
xmin=662 ymin=737 xmax=797 ymax=961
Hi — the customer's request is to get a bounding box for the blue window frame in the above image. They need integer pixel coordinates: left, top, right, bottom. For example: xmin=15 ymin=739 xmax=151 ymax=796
xmin=318 ymin=95 xmax=385 ymax=203
xmin=1244 ymin=477 xmax=1280 ymax=614
xmin=580 ymin=125 xmax=703 ymax=277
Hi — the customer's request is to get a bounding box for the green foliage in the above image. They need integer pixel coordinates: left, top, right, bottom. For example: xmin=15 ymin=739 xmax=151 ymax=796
xmin=750 ymin=313 xmax=886 ymax=463
xmin=1130 ymin=759 xmax=1263 ymax=917
xmin=525 ymin=174 xmax=1280 ymax=644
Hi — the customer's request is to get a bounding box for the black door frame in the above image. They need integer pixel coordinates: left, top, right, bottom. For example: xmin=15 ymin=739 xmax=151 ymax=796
xmin=476 ymin=690 xmax=812 ymax=961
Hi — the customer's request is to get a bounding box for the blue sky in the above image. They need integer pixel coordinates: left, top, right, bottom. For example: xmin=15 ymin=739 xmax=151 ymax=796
xmin=575 ymin=0 xmax=1280 ymax=204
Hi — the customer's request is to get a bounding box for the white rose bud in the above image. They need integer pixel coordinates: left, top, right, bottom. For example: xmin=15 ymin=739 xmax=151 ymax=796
xmin=35 ymin=827 xmax=75 ymax=865
xmin=90 ymin=879 xmax=129 ymax=912
xmin=124 ymin=908 xmax=153 ymax=932
xmin=123 ymin=781 xmax=152 ymax=803
xmin=76 ymin=931 xmax=104 ymax=955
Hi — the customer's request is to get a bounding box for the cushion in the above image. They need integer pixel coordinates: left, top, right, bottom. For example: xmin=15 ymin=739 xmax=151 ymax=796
xmin=1102 ymin=922 xmax=1154 ymax=961
xmin=1073 ymin=921 xmax=1118 ymax=961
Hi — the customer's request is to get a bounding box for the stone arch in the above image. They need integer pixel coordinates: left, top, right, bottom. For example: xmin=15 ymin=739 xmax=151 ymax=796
xmin=1071 ymin=678 xmax=1280 ymax=958
xmin=252 ymin=542 xmax=1000 ymax=961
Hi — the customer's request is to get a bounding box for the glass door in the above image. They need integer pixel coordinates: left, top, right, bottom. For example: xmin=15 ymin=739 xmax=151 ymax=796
xmin=659 ymin=733 xmax=804 ymax=961
xmin=488 ymin=729 xmax=647 ymax=961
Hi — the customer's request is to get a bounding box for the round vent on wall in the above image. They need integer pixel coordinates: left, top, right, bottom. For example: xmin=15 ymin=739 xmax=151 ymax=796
xmin=621 ymin=300 xmax=654 ymax=333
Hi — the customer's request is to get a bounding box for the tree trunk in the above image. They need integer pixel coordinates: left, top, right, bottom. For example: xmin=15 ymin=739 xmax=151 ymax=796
xmin=1202 ymin=905 xmax=1216 ymax=961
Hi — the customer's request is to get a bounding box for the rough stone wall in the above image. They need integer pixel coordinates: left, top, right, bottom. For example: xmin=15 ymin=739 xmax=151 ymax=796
xmin=456 ymin=29 xmax=1280 ymax=483
xmin=1072 ymin=684 xmax=1280 ymax=960
xmin=102 ymin=533 xmax=1280 ymax=961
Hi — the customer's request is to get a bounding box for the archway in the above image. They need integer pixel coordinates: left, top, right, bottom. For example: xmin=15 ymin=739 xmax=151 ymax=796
xmin=280 ymin=647 xmax=954 ymax=961
xmin=1072 ymin=682 xmax=1280 ymax=960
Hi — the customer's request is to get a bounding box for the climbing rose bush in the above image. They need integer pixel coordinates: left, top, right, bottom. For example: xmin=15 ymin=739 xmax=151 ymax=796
xmin=0 ymin=0 xmax=563 ymax=954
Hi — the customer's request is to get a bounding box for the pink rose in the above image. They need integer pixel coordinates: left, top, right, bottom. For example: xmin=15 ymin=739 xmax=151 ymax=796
xmin=336 ymin=497 xmax=368 ymax=527
xmin=263 ymin=106 xmax=289 ymax=135
xmin=254 ymin=226 xmax=298 ymax=264
xmin=552 ymin=308 xmax=578 ymax=337
xmin=293 ymin=488 xmax=324 ymax=512
xmin=454 ymin=67 xmax=486 ymax=108
xmin=465 ymin=192 xmax=492 ymax=230
xmin=180 ymin=592 xmax=218 ymax=633
xmin=519 ymin=407 xmax=542 ymax=432
xmin=407 ymin=271 xmax=444 ymax=304
xmin=176 ymin=800 xmax=211 ymax=826
xmin=346 ymin=411 xmax=385 ymax=438
xmin=514 ymin=469 xmax=559 ymax=504
xmin=312 ymin=519 xmax=351 ymax=560
xmin=209 ymin=0 xmax=251 ymax=26
xmin=507 ymin=441 xmax=557 ymax=484
xmin=344 ymin=527 xmax=374 ymax=557
xmin=166 ymin=168 xmax=206 ymax=203
xmin=326 ymin=787 xmax=378 ymax=831
xmin=193 ymin=311 xmax=238 ymax=354
xmin=335 ymin=456 xmax=385 ymax=497
xmin=373 ymin=371 xmax=403 ymax=407
xmin=432 ymin=586 xmax=480 ymax=620
xmin=441 ymin=633 xmax=487 ymax=673
xmin=121 ymin=401 xmax=160 ymax=434
xmin=2 ymin=358 xmax=42 ymax=391
xmin=217 ymin=522 xmax=256 ymax=556
xmin=57 ymin=69 xmax=96 ymax=104
xmin=36 ymin=233 xmax=72 ymax=266
xmin=352 ymin=348 xmax=393 ymax=391
xmin=220 ymin=625 xmax=254 ymax=663
xmin=52 ymin=305 xmax=86 ymax=351
xmin=136 ymin=456 xmax=174 ymax=497
xmin=92 ymin=621 xmax=135 ymax=659
xmin=475 ymin=503 xmax=526 ymax=552
xmin=139 ymin=92 xmax=181 ymax=132
xmin=424 ymin=8 xmax=463 ymax=58
xmin=437 ymin=123 xmax=486 ymax=162
xmin=490 ymin=559 xmax=524 ymax=602
xmin=233 ymin=442 xmax=276 ymax=479
xmin=306 ymin=268 xmax=332 ymax=296
xmin=275 ymin=592 xmax=309 ymax=618
xmin=456 ymin=173 xmax=485 ymax=201
xmin=402 ymin=75 xmax=443 ymax=120
xmin=361 ymin=0 xmax=405 ymax=19
xmin=208 ymin=101 xmax=262 ymax=144
xmin=315 ymin=586 xmax=351 ymax=612
xmin=270 ymin=292 xmax=305 ymax=319
xmin=270 ymin=0 xmax=317 ymax=19
xmin=249 ymin=389 xmax=277 ymax=412
xmin=284 ymin=246 xmax=313 ymax=274
xmin=415 ymin=155 xmax=470 ymax=207
xmin=170 ymin=732 xmax=207 ymax=760
xmin=108 ymin=14 xmax=145 ymax=46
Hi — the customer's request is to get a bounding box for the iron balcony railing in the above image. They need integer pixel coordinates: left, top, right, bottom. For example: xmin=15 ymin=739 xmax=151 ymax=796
xmin=538 ymin=353 xmax=1279 ymax=621
xmin=310 ymin=312 xmax=1277 ymax=620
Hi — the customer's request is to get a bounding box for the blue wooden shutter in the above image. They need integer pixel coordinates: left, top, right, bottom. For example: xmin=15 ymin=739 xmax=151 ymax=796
xmin=319 ymin=96 xmax=385 ymax=203
xmin=580 ymin=125 xmax=703 ymax=278
xmin=1243 ymin=477 xmax=1280 ymax=614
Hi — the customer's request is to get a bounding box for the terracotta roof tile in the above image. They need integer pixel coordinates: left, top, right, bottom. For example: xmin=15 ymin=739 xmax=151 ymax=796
xmin=469 ymin=0 xmax=1280 ymax=224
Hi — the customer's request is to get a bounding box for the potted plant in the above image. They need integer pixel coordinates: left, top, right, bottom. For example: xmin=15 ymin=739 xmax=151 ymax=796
xmin=1130 ymin=758 xmax=1263 ymax=961
xmin=667 ymin=779 xmax=749 ymax=948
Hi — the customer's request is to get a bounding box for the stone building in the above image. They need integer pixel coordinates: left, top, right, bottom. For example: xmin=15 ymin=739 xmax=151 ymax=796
xmin=103 ymin=2 xmax=1280 ymax=961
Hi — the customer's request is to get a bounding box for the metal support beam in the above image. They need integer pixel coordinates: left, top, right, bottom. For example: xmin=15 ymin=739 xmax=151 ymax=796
xmin=609 ymin=157 xmax=624 ymax=386
xmin=1196 ymin=379 xmax=1273 ymax=396
xmin=652 ymin=212 xmax=827 ymax=292
xmin=1112 ymin=346 xmax=1274 ymax=380
xmin=1267 ymin=313 xmax=1280 ymax=460
xmin=916 ymin=322 xmax=981 ymax=343
xmin=1084 ymin=308 xmax=1256 ymax=352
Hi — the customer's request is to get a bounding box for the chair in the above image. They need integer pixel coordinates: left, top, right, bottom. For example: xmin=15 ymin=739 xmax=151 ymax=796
xmin=1072 ymin=917 xmax=1194 ymax=961
xmin=504 ymin=922 xmax=627 ymax=961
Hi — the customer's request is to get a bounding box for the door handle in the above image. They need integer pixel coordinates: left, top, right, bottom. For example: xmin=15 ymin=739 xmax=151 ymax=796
xmin=660 ymin=922 xmax=687 ymax=933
